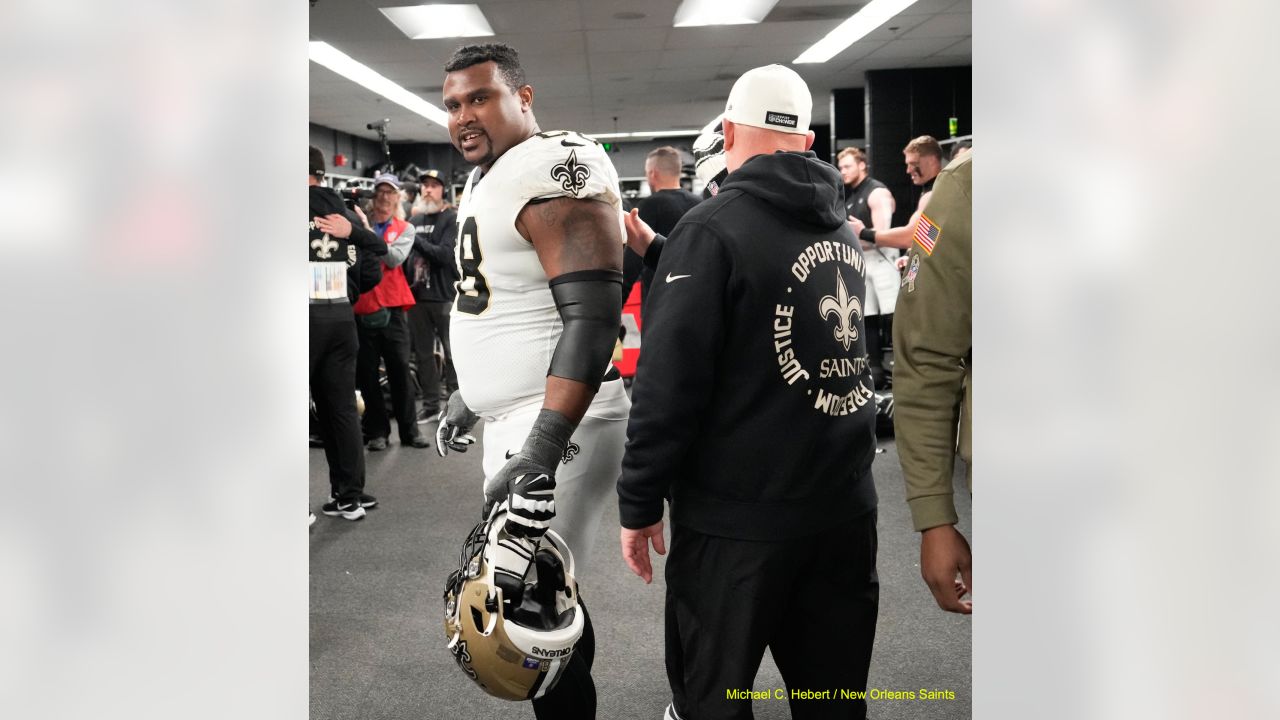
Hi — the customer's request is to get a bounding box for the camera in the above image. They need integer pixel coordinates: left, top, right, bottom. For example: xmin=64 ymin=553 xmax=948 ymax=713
xmin=340 ymin=186 xmax=375 ymax=210
xmin=367 ymin=119 xmax=389 ymax=130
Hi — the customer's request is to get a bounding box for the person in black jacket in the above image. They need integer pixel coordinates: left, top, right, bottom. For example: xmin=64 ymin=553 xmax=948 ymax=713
xmin=309 ymin=146 xmax=387 ymax=521
xmin=405 ymin=169 xmax=460 ymax=420
xmin=632 ymin=146 xmax=701 ymax=315
xmin=618 ymin=66 xmax=880 ymax=720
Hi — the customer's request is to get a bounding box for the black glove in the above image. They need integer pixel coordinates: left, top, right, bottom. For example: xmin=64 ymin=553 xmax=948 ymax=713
xmin=435 ymin=391 xmax=479 ymax=457
xmin=503 ymin=472 xmax=557 ymax=539
xmin=482 ymin=409 xmax=576 ymax=535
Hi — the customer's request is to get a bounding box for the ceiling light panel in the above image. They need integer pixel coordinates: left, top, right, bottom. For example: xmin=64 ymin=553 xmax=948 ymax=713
xmin=308 ymin=42 xmax=449 ymax=127
xmin=794 ymin=0 xmax=920 ymax=64
xmin=673 ymin=0 xmax=781 ymax=28
xmin=379 ymin=4 xmax=494 ymax=39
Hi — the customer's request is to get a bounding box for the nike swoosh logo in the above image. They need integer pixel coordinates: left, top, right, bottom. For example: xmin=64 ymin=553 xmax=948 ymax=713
xmin=666 ymin=273 xmax=692 ymax=283
xmin=505 ymin=450 xmax=517 ymax=459
xmin=561 ymin=140 xmax=584 ymax=147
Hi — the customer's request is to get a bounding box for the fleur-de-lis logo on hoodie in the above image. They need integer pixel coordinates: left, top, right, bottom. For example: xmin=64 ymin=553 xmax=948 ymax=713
xmin=550 ymin=150 xmax=591 ymax=194
xmin=819 ymin=268 xmax=862 ymax=351
xmin=311 ymin=233 xmax=338 ymax=259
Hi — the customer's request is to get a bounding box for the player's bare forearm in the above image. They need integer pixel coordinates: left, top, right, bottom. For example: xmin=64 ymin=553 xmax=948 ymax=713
xmin=543 ymin=376 xmax=595 ymax=425
xmin=874 ymin=223 xmax=915 ymax=249
xmin=872 ymin=197 xmax=928 ymax=250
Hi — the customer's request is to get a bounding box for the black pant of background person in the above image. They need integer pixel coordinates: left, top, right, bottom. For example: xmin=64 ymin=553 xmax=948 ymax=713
xmin=355 ymin=307 xmax=421 ymax=445
xmin=406 ymin=301 xmax=459 ymax=415
xmin=309 ymin=312 xmax=365 ymax=506
xmin=865 ymin=314 xmax=893 ymax=391
xmin=531 ymin=602 xmax=596 ymax=720
xmin=665 ymin=511 xmax=879 ymax=720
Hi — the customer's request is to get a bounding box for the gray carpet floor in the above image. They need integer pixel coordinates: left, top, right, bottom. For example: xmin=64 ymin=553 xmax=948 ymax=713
xmin=311 ymin=420 xmax=971 ymax=720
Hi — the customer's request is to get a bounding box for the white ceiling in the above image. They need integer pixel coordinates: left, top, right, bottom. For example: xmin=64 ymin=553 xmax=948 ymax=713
xmin=309 ymin=0 xmax=971 ymax=143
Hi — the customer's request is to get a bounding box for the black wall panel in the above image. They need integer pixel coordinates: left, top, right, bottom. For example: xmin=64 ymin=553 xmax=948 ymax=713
xmin=308 ymin=123 xmax=383 ymax=176
xmin=865 ymin=66 xmax=971 ymax=226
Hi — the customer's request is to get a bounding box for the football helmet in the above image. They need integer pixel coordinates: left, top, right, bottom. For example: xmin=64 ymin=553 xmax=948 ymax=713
xmin=443 ymin=502 xmax=584 ymax=701
xmin=692 ymin=122 xmax=727 ymax=194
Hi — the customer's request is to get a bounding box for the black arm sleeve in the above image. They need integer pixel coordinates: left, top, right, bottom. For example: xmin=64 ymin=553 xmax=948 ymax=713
xmin=641 ymin=233 xmax=667 ymax=271
xmin=547 ymin=270 xmax=623 ymax=390
xmin=618 ymin=221 xmax=727 ymax=529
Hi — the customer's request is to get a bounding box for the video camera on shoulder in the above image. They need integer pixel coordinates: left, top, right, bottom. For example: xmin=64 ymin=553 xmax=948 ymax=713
xmin=339 ymin=186 xmax=375 ymax=210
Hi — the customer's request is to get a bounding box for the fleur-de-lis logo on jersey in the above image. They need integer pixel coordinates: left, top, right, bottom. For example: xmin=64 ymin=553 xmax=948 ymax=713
xmin=551 ymin=150 xmax=591 ymax=194
xmin=561 ymin=442 xmax=581 ymax=465
xmin=819 ymin=268 xmax=862 ymax=351
xmin=311 ymin=233 xmax=338 ymax=259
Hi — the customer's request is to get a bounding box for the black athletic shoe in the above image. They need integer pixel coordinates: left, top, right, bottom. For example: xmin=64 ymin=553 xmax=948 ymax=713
xmin=367 ymin=437 xmax=388 ymax=451
xmin=403 ymin=434 xmax=431 ymax=449
xmin=321 ymin=500 xmax=366 ymax=521
xmin=330 ymin=492 xmax=378 ymax=509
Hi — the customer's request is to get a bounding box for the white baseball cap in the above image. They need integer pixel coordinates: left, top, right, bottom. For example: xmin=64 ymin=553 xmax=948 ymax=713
xmin=723 ymin=64 xmax=812 ymax=135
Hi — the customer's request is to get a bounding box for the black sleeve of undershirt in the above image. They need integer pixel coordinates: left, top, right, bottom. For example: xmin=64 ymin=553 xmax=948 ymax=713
xmin=641 ymin=234 xmax=667 ymax=271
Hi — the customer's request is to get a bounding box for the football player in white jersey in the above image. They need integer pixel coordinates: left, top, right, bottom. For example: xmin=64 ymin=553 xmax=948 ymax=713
xmin=435 ymin=43 xmax=629 ymax=719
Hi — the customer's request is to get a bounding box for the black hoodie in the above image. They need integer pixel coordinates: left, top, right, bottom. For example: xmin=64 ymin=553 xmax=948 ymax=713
xmin=619 ymin=151 xmax=878 ymax=541
xmin=309 ymin=185 xmax=387 ymax=315
xmin=406 ymin=206 xmax=460 ymax=304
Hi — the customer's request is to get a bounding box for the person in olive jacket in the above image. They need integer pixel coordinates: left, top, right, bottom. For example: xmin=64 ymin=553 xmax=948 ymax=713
xmin=892 ymin=151 xmax=973 ymax=614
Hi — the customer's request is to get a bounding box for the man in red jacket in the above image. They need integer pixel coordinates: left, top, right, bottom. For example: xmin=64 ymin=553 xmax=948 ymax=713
xmin=353 ymin=173 xmax=431 ymax=451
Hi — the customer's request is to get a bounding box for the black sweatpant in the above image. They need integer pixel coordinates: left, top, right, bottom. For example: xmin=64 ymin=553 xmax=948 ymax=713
xmin=406 ymin=300 xmax=458 ymax=411
xmin=665 ymin=513 xmax=879 ymax=720
xmin=355 ymin=307 xmax=419 ymax=444
xmin=309 ymin=312 xmax=365 ymax=505
xmin=532 ymin=601 xmax=596 ymax=720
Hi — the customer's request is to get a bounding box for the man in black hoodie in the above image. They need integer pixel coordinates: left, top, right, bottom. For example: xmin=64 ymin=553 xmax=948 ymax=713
xmin=309 ymin=146 xmax=388 ymax=521
xmin=618 ymin=66 xmax=879 ymax=720
xmin=405 ymin=169 xmax=460 ymax=420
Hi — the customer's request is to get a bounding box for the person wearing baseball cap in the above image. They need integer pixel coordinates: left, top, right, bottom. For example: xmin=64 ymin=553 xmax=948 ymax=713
xmin=620 ymin=64 xmax=880 ymax=720
xmin=353 ymin=170 xmax=432 ymax=452
xmin=309 ymin=146 xmax=389 ymax=520
xmin=406 ymin=169 xmax=460 ymax=421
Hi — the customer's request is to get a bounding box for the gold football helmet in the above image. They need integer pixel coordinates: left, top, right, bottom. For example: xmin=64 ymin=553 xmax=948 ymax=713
xmin=443 ymin=502 xmax=584 ymax=701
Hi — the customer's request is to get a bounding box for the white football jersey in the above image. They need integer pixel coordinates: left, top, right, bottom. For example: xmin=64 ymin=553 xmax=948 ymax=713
xmin=451 ymin=130 xmax=628 ymax=419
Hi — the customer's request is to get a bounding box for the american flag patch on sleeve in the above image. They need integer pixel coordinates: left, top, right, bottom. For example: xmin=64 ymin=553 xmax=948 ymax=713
xmin=914 ymin=213 xmax=941 ymax=255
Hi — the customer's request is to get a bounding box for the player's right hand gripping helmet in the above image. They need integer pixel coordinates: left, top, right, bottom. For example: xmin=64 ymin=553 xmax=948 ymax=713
xmin=443 ymin=502 xmax=584 ymax=701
